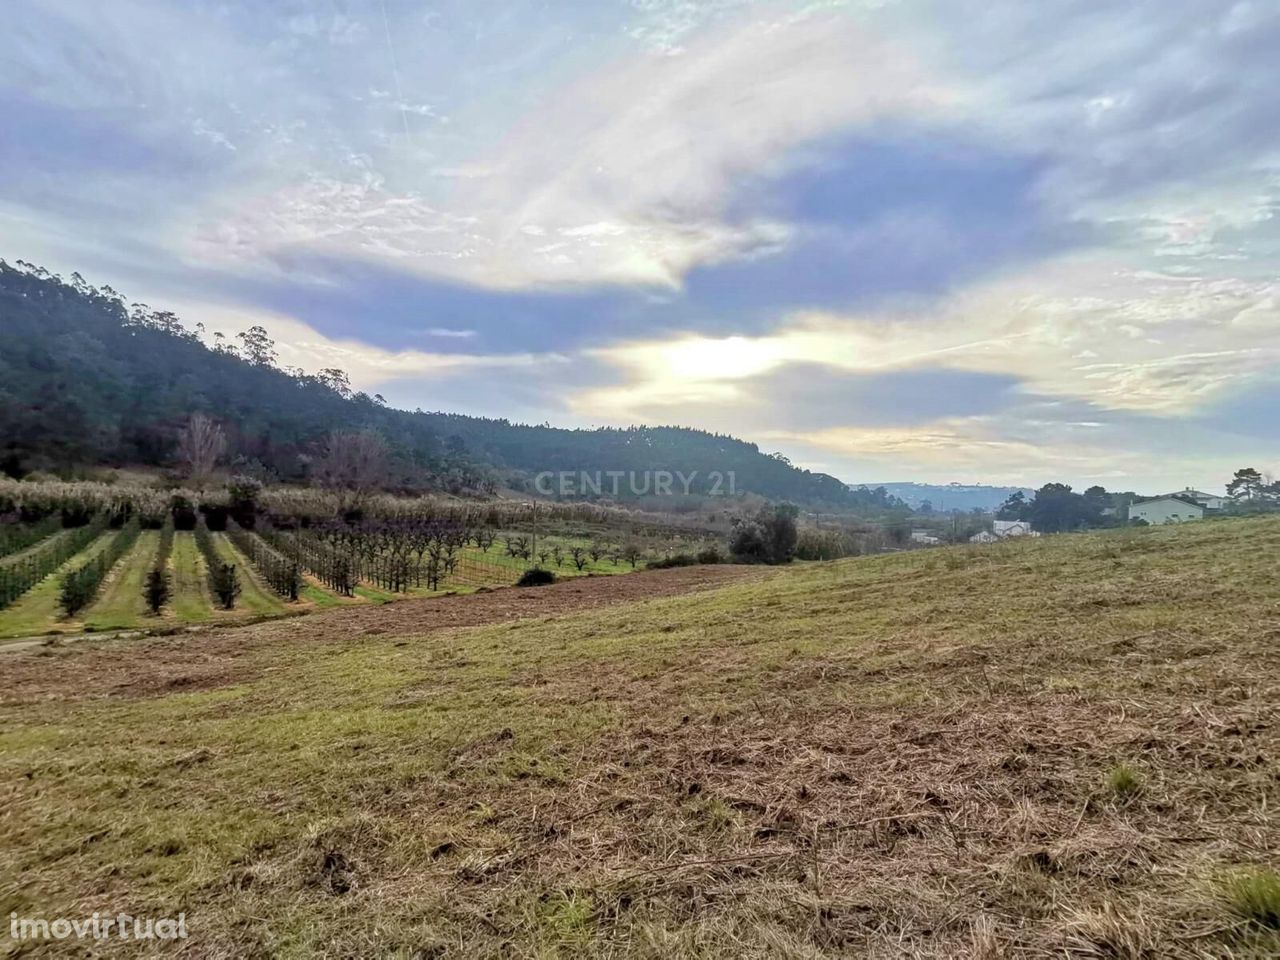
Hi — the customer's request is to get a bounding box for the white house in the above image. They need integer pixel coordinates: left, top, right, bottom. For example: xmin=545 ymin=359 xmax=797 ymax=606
xmin=969 ymin=530 xmax=999 ymax=543
xmin=1130 ymin=495 xmax=1205 ymax=524
xmin=910 ymin=530 xmax=942 ymax=545
xmin=993 ymin=520 xmax=1035 ymax=538
xmin=1159 ymin=488 xmax=1228 ymax=510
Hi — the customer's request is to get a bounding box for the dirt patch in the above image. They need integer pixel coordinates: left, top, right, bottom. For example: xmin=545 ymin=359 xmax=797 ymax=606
xmin=0 ymin=564 xmax=759 ymax=705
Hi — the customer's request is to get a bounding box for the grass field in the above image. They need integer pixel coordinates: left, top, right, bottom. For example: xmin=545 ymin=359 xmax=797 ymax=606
xmin=2 ymin=517 xmax=1278 ymax=957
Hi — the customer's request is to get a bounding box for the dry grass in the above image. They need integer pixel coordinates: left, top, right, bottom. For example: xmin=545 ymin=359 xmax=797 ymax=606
xmin=1 ymin=517 xmax=1278 ymax=958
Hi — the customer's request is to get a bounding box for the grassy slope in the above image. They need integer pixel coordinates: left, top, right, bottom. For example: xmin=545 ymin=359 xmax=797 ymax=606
xmin=1 ymin=518 xmax=1279 ymax=958
xmin=0 ymin=533 xmax=114 ymax=639
xmin=81 ymin=531 xmax=159 ymax=632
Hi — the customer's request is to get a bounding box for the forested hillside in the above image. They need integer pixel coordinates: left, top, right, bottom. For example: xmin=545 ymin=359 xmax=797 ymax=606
xmin=0 ymin=261 xmax=856 ymax=505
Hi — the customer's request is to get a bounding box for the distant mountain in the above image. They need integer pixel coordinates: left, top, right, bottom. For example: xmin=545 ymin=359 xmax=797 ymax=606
xmin=860 ymin=482 xmax=1033 ymax=513
xmin=0 ymin=260 xmax=855 ymax=506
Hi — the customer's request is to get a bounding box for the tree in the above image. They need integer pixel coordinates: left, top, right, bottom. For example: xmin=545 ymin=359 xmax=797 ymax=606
xmin=570 ymin=546 xmax=588 ymax=571
xmin=1228 ymin=467 xmax=1265 ymax=501
xmin=236 ymin=325 xmax=277 ymax=367
xmin=176 ymin=413 xmax=226 ymax=486
xmin=730 ymin=503 xmax=799 ymax=564
xmin=996 ymin=491 xmax=1029 ymax=521
xmin=1027 ymin=483 xmax=1094 ymax=533
xmin=316 ymin=430 xmax=389 ymax=511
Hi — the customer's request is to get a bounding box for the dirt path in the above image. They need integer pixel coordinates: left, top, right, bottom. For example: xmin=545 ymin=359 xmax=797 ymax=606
xmin=0 ymin=564 xmax=761 ymax=704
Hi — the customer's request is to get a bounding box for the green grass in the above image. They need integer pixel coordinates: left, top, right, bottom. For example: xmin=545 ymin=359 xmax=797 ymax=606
xmin=169 ymin=532 xmax=212 ymax=622
xmin=1104 ymin=761 xmax=1145 ymax=799
xmin=81 ymin=531 xmax=160 ymax=631
xmin=0 ymin=533 xmax=114 ymax=639
xmin=1227 ymin=869 xmax=1280 ymax=929
xmin=2 ymin=517 xmax=1279 ymax=957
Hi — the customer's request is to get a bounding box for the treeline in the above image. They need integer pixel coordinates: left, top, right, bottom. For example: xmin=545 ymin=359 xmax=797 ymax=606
xmin=0 ymin=260 xmax=859 ymax=507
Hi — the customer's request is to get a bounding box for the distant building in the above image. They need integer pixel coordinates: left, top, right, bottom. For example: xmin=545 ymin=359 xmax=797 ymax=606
xmin=1130 ymin=495 xmax=1206 ymax=524
xmin=993 ymin=520 xmax=1035 ymax=538
xmin=969 ymin=530 xmax=999 ymax=543
xmin=1158 ymin=488 xmax=1228 ymax=510
xmin=910 ymin=530 xmax=942 ymax=545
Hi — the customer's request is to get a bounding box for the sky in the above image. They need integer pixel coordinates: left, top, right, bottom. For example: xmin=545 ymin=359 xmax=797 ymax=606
xmin=3 ymin=0 xmax=1278 ymax=494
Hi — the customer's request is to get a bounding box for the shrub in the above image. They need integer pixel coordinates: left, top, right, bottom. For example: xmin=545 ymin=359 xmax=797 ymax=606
xmin=696 ymin=544 xmax=724 ymax=564
xmin=516 ymin=568 xmax=556 ymax=587
xmin=209 ymin=562 xmax=240 ymax=609
xmin=171 ymin=495 xmax=198 ymax=531
xmin=144 ymin=567 xmax=172 ymax=615
xmin=648 ymin=553 xmax=697 ymax=569
xmin=795 ymin=528 xmax=848 ymax=561
xmin=201 ymin=504 xmax=229 ymax=532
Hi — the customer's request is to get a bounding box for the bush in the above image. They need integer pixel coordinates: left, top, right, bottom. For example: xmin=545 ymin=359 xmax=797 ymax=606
xmin=144 ymin=567 xmax=172 ymax=615
xmin=201 ymin=504 xmax=229 ymax=532
xmin=171 ymin=495 xmax=198 ymax=531
xmin=209 ymin=562 xmax=240 ymax=609
xmin=795 ymin=528 xmax=848 ymax=561
xmin=516 ymin=568 xmax=556 ymax=587
xmin=696 ymin=544 xmax=725 ymax=564
xmin=647 ymin=553 xmax=697 ymax=569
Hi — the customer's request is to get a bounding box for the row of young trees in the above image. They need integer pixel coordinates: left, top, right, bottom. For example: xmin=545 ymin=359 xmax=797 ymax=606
xmin=0 ymin=519 xmax=106 ymax=610
xmin=194 ymin=523 xmax=240 ymax=610
xmin=226 ymin=523 xmax=301 ymax=601
xmin=60 ymin=523 xmax=140 ymax=616
xmin=0 ymin=515 xmax=62 ymax=560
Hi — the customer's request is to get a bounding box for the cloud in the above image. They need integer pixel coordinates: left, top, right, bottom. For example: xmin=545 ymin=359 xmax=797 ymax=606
xmin=580 ymin=253 xmax=1280 ymax=421
xmin=193 ymin=6 xmax=956 ymax=290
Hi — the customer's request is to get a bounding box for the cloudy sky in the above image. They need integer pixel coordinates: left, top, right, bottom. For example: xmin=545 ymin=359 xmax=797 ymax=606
xmin=4 ymin=1 xmax=1278 ymax=492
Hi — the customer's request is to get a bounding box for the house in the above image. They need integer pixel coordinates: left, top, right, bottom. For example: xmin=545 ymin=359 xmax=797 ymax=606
xmin=1158 ymin=487 xmax=1228 ymax=510
xmin=910 ymin=530 xmax=942 ymax=545
xmin=1129 ymin=495 xmax=1205 ymax=524
xmin=969 ymin=530 xmax=999 ymax=543
xmin=993 ymin=520 xmax=1034 ymax=538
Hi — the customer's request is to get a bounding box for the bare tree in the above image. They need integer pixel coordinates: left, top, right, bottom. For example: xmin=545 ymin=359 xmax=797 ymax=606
xmin=316 ymin=430 xmax=389 ymax=511
xmin=177 ymin=413 xmax=226 ymax=487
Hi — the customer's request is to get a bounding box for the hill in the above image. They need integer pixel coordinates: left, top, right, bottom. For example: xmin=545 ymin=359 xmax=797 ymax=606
xmin=3 ymin=516 xmax=1278 ymax=957
xmin=865 ymin=481 xmax=1034 ymax=512
xmin=0 ymin=260 xmax=854 ymax=506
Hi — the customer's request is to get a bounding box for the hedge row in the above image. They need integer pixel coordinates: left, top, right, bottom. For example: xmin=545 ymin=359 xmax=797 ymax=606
xmin=0 ymin=516 xmax=63 ymax=560
xmin=59 ymin=522 xmax=141 ymax=616
xmin=0 ymin=518 xmax=106 ymax=610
